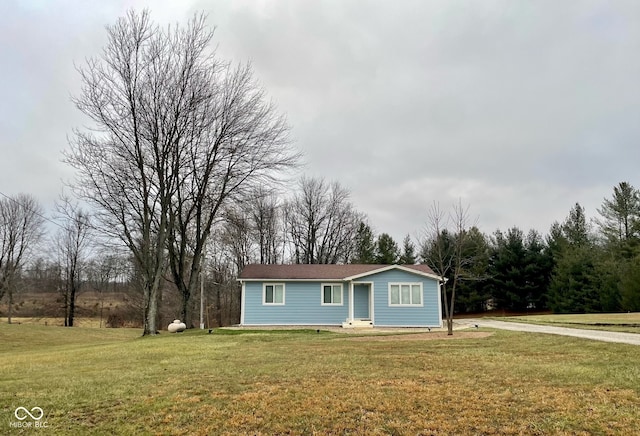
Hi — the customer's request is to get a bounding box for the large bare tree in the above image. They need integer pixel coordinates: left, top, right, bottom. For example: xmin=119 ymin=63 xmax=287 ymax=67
xmin=66 ymin=10 xmax=185 ymax=335
xmin=66 ymin=10 xmax=297 ymax=333
xmin=166 ymin=62 xmax=295 ymax=326
xmin=0 ymin=194 xmax=45 ymax=323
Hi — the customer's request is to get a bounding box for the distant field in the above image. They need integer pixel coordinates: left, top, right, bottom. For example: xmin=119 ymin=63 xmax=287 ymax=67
xmin=0 ymin=290 xmax=135 ymax=323
xmin=496 ymin=313 xmax=640 ymax=334
xmin=3 ymin=317 xmax=111 ymax=328
xmin=1 ymin=324 xmax=639 ymax=434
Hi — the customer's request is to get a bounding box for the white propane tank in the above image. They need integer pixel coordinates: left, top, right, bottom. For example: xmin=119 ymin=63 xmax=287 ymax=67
xmin=168 ymin=319 xmax=187 ymax=333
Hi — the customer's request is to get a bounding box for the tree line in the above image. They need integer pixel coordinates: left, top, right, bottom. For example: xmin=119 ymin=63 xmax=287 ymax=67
xmin=421 ymin=182 xmax=640 ymax=315
xmin=3 ymin=180 xmax=639 ymax=330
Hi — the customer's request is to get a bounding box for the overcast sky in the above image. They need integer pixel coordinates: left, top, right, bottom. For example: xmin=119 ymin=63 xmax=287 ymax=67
xmin=2 ymin=0 xmax=639 ymax=243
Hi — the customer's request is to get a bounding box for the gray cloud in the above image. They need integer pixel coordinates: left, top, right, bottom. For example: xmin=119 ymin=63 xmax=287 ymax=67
xmin=2 ymin=0 xmax=638 ymax=243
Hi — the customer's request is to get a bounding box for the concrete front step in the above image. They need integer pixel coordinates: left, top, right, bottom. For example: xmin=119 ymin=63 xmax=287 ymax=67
xmin=342 ymin=319 xmax=373 ymax=329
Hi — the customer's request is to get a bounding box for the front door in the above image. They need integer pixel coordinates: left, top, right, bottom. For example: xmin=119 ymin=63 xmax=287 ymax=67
xmin=353 ymin=284 xmax=370 ymax=319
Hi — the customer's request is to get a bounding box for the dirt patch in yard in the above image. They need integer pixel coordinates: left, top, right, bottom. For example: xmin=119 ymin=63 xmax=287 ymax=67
xmin=348 ymin=331 xmax=493 ymax=341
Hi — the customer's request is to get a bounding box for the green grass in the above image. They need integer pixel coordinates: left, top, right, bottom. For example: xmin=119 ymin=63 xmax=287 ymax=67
xmin=496 ymin=312 xmax=640 ymax=334
xmin=1 ymin=324 xmax=639 ymax=435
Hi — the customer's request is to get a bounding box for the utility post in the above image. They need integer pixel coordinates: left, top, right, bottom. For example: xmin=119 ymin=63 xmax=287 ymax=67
xmin=199 ymin=244 xmax=206 ymax=330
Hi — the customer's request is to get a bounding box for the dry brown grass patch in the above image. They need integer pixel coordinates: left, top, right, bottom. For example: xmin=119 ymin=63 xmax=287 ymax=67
xmin=348 ymin=331 xmax=493 ymax=341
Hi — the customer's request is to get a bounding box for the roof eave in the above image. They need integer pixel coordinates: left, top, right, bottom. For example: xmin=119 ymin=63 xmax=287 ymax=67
xmin=238 ymin=264 xmax=444 ymax=282
xmin=238 ymin=278 xmax=347 ymax=282
xmin=344 ymin=264 xmax=443 ymax=281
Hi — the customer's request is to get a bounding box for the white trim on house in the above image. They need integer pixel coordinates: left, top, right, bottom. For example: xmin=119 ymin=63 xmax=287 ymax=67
xmin=263 ymin=283 xmax=285 ymax=305
xmin=240 ymin=323 xmax=343 ymax=327
xmin=344 ymin=264 xmax=442 ymax=282
xmin=240 ymin=278 xmax=341 ymax=282
xmin=388 ymin=282 xmax=424 ymax=307
xmin=320 ymin=283 xmax=344 ymax=306
xmin=237 ymin=265 xmax=443 ymax=283
xmin=437 ymin=281 xmax=443 ymax=327
xmin=353 ymin=281 xmax=374 ymax=323
xmin=369 ymin=282 xmax=375 ymax=324
xmin=348 ymin=282 xmax=354 ymax=321
xmin=240 ymin=282 xmax=246 ymax=325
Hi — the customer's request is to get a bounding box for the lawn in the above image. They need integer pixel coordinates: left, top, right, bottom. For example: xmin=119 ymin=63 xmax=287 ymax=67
xmin=496 ymin=313 xmax=640 ymax=334
xmin=1 ymin=323 xmax=639 ymax=435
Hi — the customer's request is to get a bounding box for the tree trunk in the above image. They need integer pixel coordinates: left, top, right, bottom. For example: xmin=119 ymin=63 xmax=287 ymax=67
xmin=216 ymin=285 xmax=222 ymax=327
xmin=441 ymin=284 xmax=452 ymax=335
xmin=173 ymin=259 xmax=202 ymax=328
xmin=99 ymin=287 xmax=104 ymax=328
xmin=447 ymin=286 xmax=456 ymax=335
xmin=63 ymin=280 xmax=69 ymax=327
xmin=7 ymin=288 xmax=13 ymax=324
xmin=180 ymin=285 xmax=191 ymax=327
xmin=143 ymin=279 xmax=160 ymax=335
xmin=68 ymin=282 xmax=76 ymax=327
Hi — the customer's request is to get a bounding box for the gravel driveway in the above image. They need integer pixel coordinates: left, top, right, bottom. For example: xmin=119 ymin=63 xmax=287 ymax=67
xmin=456 ymin=318 xmax=640 ymax=346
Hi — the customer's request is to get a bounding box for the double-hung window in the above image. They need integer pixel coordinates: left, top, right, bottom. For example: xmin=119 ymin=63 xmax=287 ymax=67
xmin=321 ymin=283 xmax=343 ymax=305
xmin=263 ymin=283 xmax=285 ymax=305
xmin=388 ymin=283 xmax=423 ymax=306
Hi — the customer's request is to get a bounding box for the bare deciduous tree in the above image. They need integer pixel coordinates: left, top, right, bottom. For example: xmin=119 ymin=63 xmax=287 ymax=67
xmin=0 ymin=194 xmax=45 ymax=323
xmin=220 ymin=207 xmax=254 ymax=278
xmin=421 ymin=200 xmax=474 ymax=335
xmin=53 ymin=195 xmax=93 ymax=327
xmin=66 ymin=10 xmax=297 ymax=333
xmin=67 ymin=10 xmax=183 ymax=335
xmin=285 ymin=177 xmax=362 ymax=264
xmin=166 ymin=62 xmax=296 ymax=326
xmin=250 ymin=188 xmax=282 ymax=265
xmin=217 ymin=189 xmax=282 ymax=278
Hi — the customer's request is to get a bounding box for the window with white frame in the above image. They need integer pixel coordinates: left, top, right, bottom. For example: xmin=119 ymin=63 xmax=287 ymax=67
xmin=388 ymin=283 xmax=423 ymax=306
xmin=321 ymin=283 xmax=343 ymax=305
xmin=263 ymin=283 xmax=285 ymax=305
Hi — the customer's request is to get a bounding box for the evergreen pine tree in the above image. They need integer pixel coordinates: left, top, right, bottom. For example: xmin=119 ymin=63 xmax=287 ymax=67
xmin=562 ymin=202 xmax=591 ymax=248
xmin=523 ymin=230 xmax=553 ymax=310
xmin=619 ymin=255 xmax=640 ymax=311
xmin=548 ymin=203 xmax=618 ymax=313
xmin=596 ymin=181 xmax=640 ymax=258
xmin=399 ymin=234 xmax=417 ymax=264
xmin=487 ymin=227 xmax=528 ymax=311
xmin=455 ymin=226 xmax=491 ymax=313
xmin=376 ymin=233 xmax=399 ymax=264
xmin=351 ymin=222 xmax=376 ymax=264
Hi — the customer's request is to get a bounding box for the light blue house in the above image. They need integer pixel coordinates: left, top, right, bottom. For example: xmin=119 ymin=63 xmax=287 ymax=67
xmin=238 ymin=264 xmax=443 ymax=328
